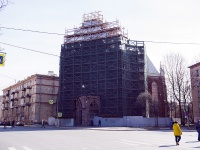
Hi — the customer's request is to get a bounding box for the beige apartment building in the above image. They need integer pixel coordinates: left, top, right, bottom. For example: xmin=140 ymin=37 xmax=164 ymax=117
xmin=0 ymin=73 xmax=59 ymax=125
xmin=189 ymin=62 xmax=200 ymax=123
xmin=0 ymin=95 xmax=3 ymax=122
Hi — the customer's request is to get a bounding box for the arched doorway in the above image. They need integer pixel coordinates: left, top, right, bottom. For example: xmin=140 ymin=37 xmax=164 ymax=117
xmin=75 ymin=96 xmax=100 ymax=126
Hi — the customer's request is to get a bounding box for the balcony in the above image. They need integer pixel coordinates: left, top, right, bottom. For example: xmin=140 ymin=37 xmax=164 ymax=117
xmin=15 ymin=89 xmax=19 ymax=93
xmin=27 ymin=85 xmax=32 ymax=89
xmin=26 ymin=93 xmax=31 ymax=97
xmin=21 ymin=95 xmax=25 ymax=99
xmin=10 ymin=96 xmax=14 ymax=101
xmin=22 ymin=87 xmax=26 ymax=91
xmin=10 ymin=106 xmax=14 ymax=109
xmin=6 ymin=90 xmax=10 ymax=96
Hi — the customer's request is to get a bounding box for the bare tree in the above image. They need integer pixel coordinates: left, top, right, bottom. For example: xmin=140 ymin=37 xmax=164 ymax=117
xmin=194 ymin=55 xmax=200 ymax=64
xmin=187 ymin=101 xmax=194 ymax=124
xmin=0 ymin=0 xmax=9 ymax=10
xmin=136 ymin=92 xmax=152 ymax=117
xmin=163 ymin=53 xmax=191 ymax=126
xmin=137 ymin=91 xmax=165 ymax=127
xmin=136 ymin=91 xmax=162 ymax=118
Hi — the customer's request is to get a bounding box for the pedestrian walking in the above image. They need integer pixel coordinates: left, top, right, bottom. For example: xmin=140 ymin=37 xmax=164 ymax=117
xmin=91 ymin=119 xmax=93 ymax=126
xmin=98 ymin=119 xmax=101 ymax=127
xmin=169 ymin=120 xmax=173 ymax=129
xmin=41 ymin=119 xmax=45 ymax=128
xmin=195 ymin=120 xmax=200 ymax=141
xmin=3 ymin=120 xmax=7 ymax=129
xmin=173 ymin=121 xmax=182 ymax=145
xmin=11 ymin=120 xmax=15 ymax=129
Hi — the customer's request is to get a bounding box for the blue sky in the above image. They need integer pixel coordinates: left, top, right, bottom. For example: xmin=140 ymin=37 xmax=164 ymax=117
xmin=0 ymin=0 xmax=200 ymax=94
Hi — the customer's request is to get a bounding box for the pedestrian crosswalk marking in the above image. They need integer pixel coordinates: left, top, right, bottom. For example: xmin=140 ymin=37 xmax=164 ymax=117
xmin=8 ymin=146 xmax=33 ymax=150
xmin=8 ymin=147 xmax=16 ymax=150
xmin=113 ymin=140 xmax=138 ymax=146
xmin=120 ymin=140 xmax=151 ymax=145
xmin=113 ymin=140 xmax=195 ymax=149
xmin=22 ymin=146 xmax=33 ymax=150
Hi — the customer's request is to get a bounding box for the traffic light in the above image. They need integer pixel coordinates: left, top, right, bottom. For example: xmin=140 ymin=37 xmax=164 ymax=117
xmin=0 ymin=53 xmax=5 ymax=67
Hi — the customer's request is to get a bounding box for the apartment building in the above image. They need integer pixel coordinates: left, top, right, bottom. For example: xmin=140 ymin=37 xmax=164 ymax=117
xmin=189 ymin=62 xmax=200 ymax=123
xmin=1 ymin=73 xmax=59 ymax=125
xmin=0 ymin=95 xmax=3 ymax=121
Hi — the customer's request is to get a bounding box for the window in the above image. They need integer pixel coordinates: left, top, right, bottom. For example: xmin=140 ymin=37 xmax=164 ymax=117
xmin=197 ymin=80 xmax=199 ymax=86
xmin=20 ymin=99 xmax=25 ymax=105
xmin=199 ymin=101 xmax=200 ymax=114
xmin=32 ymin=97 xmax=34 ymax=102
xmin=196 ymin=69 xmax=199 ymax=77
xmin=152 ymin=82 xmax=158 ymax=101
xmin=10 ymin=101 xmax=13 ymax=107
xmin=198 ymin=90 xmax=200 ymax=97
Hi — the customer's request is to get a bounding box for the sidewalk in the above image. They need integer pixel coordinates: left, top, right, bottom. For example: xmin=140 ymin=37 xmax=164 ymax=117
xmin=84 ymin=127 xmax=148 ymax=131
xmin=23 ymin=124 xmax=197 ymax=131
xmin=23 ymin=124 xmax=148 ymax=131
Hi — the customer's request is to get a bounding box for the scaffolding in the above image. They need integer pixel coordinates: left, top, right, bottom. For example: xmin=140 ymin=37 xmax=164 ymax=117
xmin=64 ymin=11 xmax=128 ymax=44
xmin=59 ymin=12 xmax=145 ymax=118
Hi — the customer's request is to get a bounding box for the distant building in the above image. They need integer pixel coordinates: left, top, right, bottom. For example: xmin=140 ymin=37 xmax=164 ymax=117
xmin=0 ymin=95 xmax=3 ymax=121
xmin=147 ymin=57 xmax=168 ymax=117
xmin=189 ymin=62 xmax=200 ymax=123
xmin=1 ymin=73 xmax=59 ymax=124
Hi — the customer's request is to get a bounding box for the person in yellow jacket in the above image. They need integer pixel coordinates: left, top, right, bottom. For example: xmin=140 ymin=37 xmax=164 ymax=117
xmin=173 ymin=121 xmax=182 ymax=145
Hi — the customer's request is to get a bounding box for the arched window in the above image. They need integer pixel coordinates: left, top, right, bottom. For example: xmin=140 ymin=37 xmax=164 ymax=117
xmin=152 ymin=82 xmax=158 ymax=101
xmin=90 ymin=101 xmax=98 ymax=110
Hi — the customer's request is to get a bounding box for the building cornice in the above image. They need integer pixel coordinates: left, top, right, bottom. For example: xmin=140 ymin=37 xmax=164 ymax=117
xmin=188 ymin=62 xmax=200 ymax=69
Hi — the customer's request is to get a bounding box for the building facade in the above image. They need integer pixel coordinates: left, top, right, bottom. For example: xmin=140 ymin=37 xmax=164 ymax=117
xmin=147 ymin=58 xmax=168 ymax=117
xmin=189 ymin=62 xmax=200 ymax=123
xmin=58 ymin=12 xmax=146 ymax=125
xmin=0 ymin=95 xmax=3 ymax=121
xmin=1 ymin=73 xmax=59 ymax=124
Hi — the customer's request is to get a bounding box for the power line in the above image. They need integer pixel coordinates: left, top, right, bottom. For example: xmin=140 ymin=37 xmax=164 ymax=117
xmin=0 ymin=39 xmax=199 ymax=61
xmin=0 ymin=42 xmax=60 ymax=57
xmin=0 ymin=80 xmax=19 ymax=92
xmin=0 ymin=73 xmax=16 ymax=81
xmin=0 ymin=74 xmax=17 ymax=90
xmin=144 ymin=40 xmax=200 ymax=45
xmin=0 ymin=26 xmax=65 ymax=36
xmin=1 ymin=26 xmax=200 ymax=45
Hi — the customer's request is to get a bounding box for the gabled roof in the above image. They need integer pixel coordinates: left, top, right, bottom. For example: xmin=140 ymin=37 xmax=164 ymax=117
xmin=188 ymin=62 xmax=200 ymax=69
xmin=146 ymin=56 xmax=160 ymax=76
